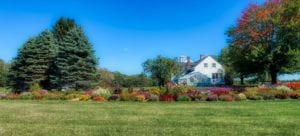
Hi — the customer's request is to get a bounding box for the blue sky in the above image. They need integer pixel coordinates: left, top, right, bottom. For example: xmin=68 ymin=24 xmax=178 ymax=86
xmin=0 ymin=0 xmax=298 ymax=80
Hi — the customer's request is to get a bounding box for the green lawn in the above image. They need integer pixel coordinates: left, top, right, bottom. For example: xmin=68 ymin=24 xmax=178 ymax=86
xmin=0 ymin=100 xmax=300 ymax=136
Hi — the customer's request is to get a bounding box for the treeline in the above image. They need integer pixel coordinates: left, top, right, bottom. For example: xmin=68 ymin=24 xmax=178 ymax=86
xmin=221 ymin=0 xmax=300 ymax=85
xmin=98 ymin=69 xmax=154 ymax=88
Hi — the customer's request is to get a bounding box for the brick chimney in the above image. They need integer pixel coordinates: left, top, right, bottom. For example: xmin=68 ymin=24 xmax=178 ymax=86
xmin=200 ymin=55 xmax=206 ymax=60
xmin=187 ymin=56 xmax=191 ymax=68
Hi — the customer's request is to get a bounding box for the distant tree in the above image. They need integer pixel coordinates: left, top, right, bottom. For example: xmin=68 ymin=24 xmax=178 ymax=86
xmin=143 ymin=56 xmax=179 ymax=86
xmin=0 ymin=59 xmax=9 ymax=87
xmin=220 ymin=48 xmax=234 ymax=85
xmin=9 ymin=30 xmax=57 ymax=91
xmin=225 ymin=0 xmax=300 ymax=84
xmin=98 ymin=68 xmax=115 ymax=88
xmin=118 ymin=73 xmax=154 ymax=88
xmin=112 ymin=72 xmax=127 ymax=87
xmin=50 ymin=26 xmax=99 ymax=90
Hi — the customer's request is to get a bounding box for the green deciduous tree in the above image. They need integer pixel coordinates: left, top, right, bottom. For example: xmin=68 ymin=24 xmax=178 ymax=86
xmin=143 ymin=56 xmax=179 ymax=86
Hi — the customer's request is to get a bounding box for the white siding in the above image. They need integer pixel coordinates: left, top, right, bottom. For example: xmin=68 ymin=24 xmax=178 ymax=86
xmin=178 ymin=56 xmax=225 ymax=86
xmin=193 ymin=56 xmax=224 ymax=79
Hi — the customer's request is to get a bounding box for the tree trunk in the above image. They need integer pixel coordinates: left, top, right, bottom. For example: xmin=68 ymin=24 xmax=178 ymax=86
xmin=240 ymin=75 xmax=244 ymax=85
xmin=270 ymin=71 xmax=277 ymax=84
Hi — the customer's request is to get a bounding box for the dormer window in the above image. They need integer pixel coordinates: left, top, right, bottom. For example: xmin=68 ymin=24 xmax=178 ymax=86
xmin=204 ymin=63 xmax=208 ymax=67
xmin=212 ymin=63 xmax=216 ymax=68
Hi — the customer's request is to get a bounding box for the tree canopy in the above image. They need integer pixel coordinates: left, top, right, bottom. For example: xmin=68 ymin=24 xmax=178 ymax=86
xmin=9 ymin=17 xmax=99 ymax=91
xmin=9 ymin=30 xmax=57 ymax=91
xmin=143 ymin=55 xmax=179 ymax=86
xmin=50 ymin=26 xmax=99 ymax=90
xmin=222 ymin=0 xmax=300 ymax=84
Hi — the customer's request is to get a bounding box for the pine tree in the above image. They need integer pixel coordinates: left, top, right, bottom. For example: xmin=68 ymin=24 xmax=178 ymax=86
xmin=51 ymin=26 xmax=98 ymax=90
xmin=53 ymin=17 xmax=77 ymax=42
xmin=9 ymin=30 xmax=57 ymax=91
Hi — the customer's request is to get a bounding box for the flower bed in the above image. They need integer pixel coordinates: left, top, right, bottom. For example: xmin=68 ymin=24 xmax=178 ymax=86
xmin=1 ymin=85 xmax=300 ymax=102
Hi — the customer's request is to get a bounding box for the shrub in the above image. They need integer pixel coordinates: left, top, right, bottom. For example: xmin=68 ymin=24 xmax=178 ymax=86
xmin=0 ymin=87 xmax=10 ymax=93
xmin=108 ymin=95 xmax=119 ymax=101
xmin=137 ymin=91 xmax=150 ymax=99
xmin=6 ymin=93 xmax=18 ymax=100
xmin=244 ymin=87 xmax=261 ymax=100
xmin=286 ymin=82 xmax=300 ymax=90
xmin=219 ymin=95 xmax=234 ymax=102
xmin=276 ymin=93 xmax=289 ymax=99
xmin=92 ymin=88 xmax=112 ymax=99
xmin=288 ymin=91 xmax=300 ymax=99
xmin=148 ymin=87 xmax=161 ymax=95
xmin=236 ymin=93 xmax=247 ymax=101
xmin=45 ymin=92 xmax=65 ymax=100
xmin=79 ymin=95 xmax=90 ymax=101
xmin=159 ymin=94 xmax=174 ymax=101
xmin=275 ymin=86 xmax=292 ymax=99
xmin=64 ymin=93 xmax=81 ymax=100
xmin=257 ymin=88 xmax=277 ymax=100
xmin=0 ymin=93 xmax=6 ymax=99
xmin=120 ymin=92 xmax=137 ymax=101
xmin=207 ymin=94 xmax=218 ymax=101
xmin=177 ymin=95 xmax=191 ymax=101
xmin=275 ymin=86 xmax=292 ymax=94
xmin=148 ymin=94 xmax=159 ymax=101
xmin=135 ymin=95 xmax=145 ymax=102
xmin=171 ymin=86 xmax=189 ymax=95
xmin=92 ymin=96 xmax=105 ymax=102
xmin=32 ymin=91 xmax=44 ymax=100
xmin=84 ymin=90 xmax=94 ymax=97
xmin=184 ymin=89 xmax=200 ymax=101
xmin=18 ymin=92 xmax=33 ymax=100
xmin=213 ymin=89 xmax=229 ymax=96
xmin=29 ymin=83 xmax=41 ymax=92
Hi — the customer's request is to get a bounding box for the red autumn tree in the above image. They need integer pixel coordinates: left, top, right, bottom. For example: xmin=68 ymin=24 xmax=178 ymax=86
xmin=224 ymin=0 xmax=300 ymax=84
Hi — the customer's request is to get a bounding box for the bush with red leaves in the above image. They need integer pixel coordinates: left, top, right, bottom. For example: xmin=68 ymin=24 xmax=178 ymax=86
xmin=159 ymin=94 xmax=175 ymax=101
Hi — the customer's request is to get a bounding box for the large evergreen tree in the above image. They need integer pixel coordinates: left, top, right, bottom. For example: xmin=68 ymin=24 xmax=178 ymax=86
xmin=9 ymin=30 xmax=57 ymax=91
xmin=51 ymin=26 xmax=98 ymax=90
xmin=52 ymin=17 xmax=77 ymax=42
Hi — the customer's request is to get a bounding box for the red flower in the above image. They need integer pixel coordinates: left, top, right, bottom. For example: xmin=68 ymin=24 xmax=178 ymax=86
xmin=213 ymin=89 xmax=229 ymax=96
xmin=159 ymin=94 xmax=174 ymax=101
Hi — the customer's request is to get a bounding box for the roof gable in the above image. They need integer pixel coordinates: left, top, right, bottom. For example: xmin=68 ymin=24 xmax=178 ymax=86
xmin=193 ymin=56 xmax=222 ymax=68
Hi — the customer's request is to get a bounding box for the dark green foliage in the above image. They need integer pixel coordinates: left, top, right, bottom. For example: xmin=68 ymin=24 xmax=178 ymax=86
xmin=143 ymin=56 xmax=179 ymax=86
xmin=52 ymin=17 xmax=77 ymax=42
xmin=0 ymin=59 xmax=9 ymax=87
xmin=9 ymin=17 xmax=99 ymax=91
xmin=9 ymin=31 xmax=57 ymax=91
xmin=112 ymin=72 xmax=153 ymax=88
xmin=50 ymin=26 xmax=99 ymax=90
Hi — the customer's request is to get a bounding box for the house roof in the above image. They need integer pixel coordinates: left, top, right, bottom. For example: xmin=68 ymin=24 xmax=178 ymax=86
xmin=191 ymin=55 xmax=221 ymax=68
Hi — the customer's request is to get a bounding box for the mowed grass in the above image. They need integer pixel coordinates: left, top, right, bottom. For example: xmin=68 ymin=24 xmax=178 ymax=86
xmin=0 ymin=100 xmax=300 ymax=136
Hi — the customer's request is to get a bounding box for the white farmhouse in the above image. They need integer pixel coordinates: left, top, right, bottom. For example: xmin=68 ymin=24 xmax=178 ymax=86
xmin=178 ymin=55 xmax=225 ymax=86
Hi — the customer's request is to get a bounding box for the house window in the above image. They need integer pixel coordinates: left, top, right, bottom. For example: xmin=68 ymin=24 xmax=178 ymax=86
xmin=212 ymin=63 xmax=216 ymax=68
xmin=204 ymin=63 xmax=208 ymax=67
xmin=212 ymin=73 xmax=218 ymax=79
xmin=212 ymin=73 xmax=223 ymax=79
